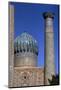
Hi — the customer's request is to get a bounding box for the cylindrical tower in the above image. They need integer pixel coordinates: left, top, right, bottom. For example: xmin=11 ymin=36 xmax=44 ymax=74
xmin=43 ymin=12 xmax=55 ymax=85
xmin=14 ymin=32 xmax=38 ymax=67
xmin=8 ymin=4 xmax=14 ymax=87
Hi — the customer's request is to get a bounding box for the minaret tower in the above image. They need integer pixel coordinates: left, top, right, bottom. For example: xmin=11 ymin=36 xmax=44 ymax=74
xmin=8 ymin=4 xmax=14 ymax=87
xmin=43 ymin=12 xmax=55 ymax=85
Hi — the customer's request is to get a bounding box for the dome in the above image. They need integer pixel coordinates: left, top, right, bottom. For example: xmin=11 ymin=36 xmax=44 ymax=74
xmin=14 ymin=32 xmax=38 ymax=55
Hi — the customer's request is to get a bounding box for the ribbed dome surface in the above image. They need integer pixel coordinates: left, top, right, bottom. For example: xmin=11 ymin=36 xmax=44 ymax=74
xmin=14 ymin=32 xmax=38 ymax=55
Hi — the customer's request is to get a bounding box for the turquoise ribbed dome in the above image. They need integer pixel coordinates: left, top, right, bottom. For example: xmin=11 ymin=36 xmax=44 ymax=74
xmin=14 ymin=32 xmax=38 ymax=55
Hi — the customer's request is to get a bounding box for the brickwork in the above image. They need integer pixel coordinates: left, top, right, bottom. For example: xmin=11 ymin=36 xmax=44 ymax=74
xmin=14 ymin=52 xmax=37 ymax=67
xmin=8 ymin=4 xmax=14 ymax=87
xmin=43 ymin=13 xmax=55 ymax=85
xmin=13 ymin=67 xmax=44 ymax=87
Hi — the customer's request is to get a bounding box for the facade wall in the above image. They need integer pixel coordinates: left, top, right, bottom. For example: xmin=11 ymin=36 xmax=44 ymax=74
xmin=13 ymin=67 xmax=44 ymax=87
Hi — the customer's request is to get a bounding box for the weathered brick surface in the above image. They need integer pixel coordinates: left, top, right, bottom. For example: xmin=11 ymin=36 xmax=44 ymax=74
xmin=44 ymin=16 xmax=55 ymax=85
xmin=14 ymin=52 xmax=37 ymax=67
xmin=13 ymin=67 xmax=44 ymax=87
xmin=8 ymin=5 xmax=14 ymax=87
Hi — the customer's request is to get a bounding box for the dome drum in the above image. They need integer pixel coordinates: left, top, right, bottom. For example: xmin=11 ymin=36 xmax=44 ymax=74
xmin=14 ymin=52 xmax=37 ymax=67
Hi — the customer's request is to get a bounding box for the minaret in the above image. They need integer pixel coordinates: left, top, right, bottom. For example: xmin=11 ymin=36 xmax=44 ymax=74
xmin=8 ymin=4 xmax=14 ymax=87
xmin=43 ymin=12 xmax=55 ymax=85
